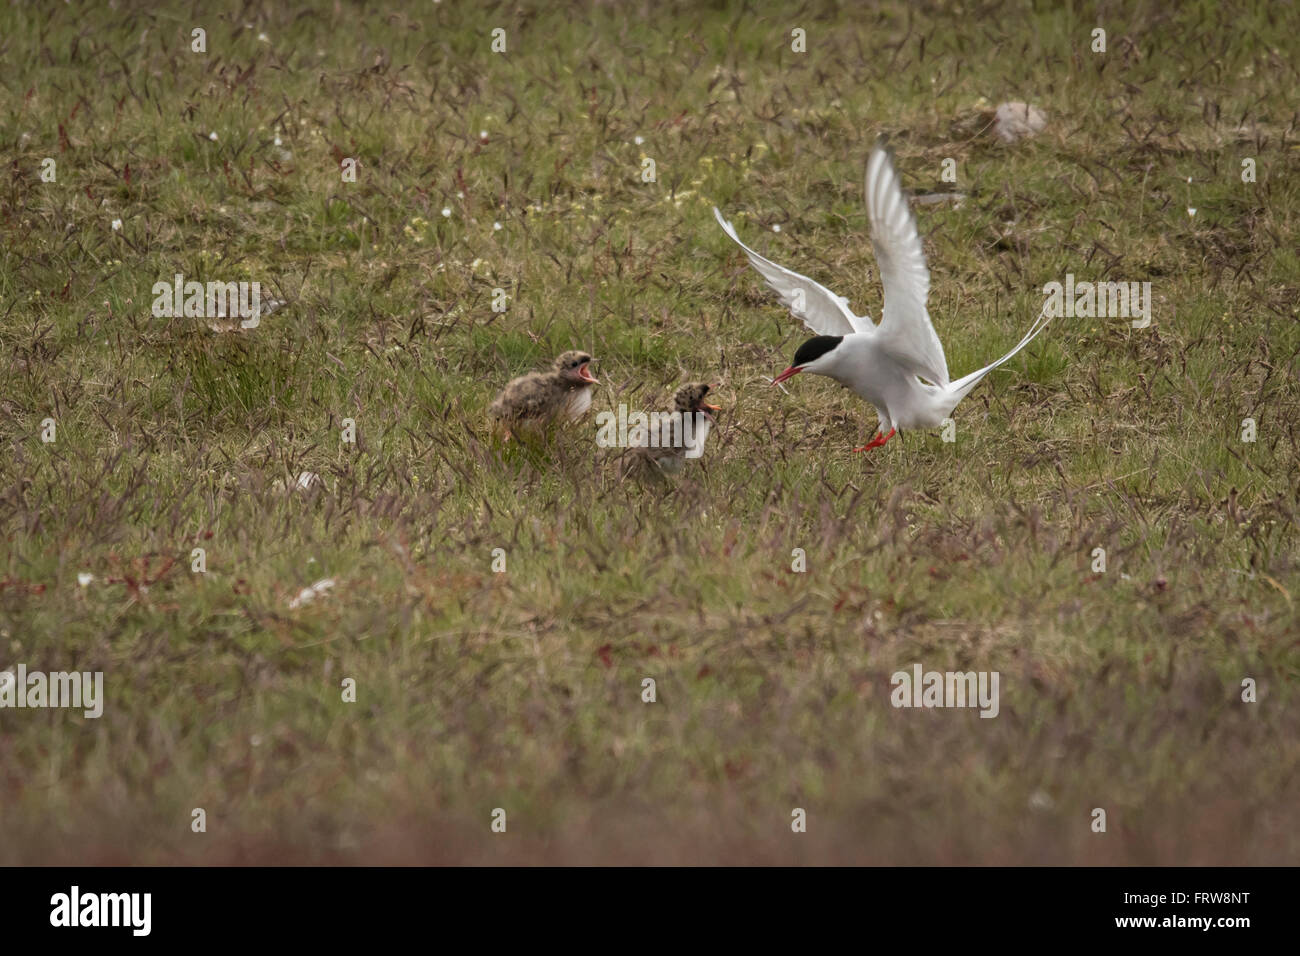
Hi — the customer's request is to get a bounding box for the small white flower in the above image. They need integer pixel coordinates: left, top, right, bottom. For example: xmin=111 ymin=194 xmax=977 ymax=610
xmin=493 ymin=221 xmax=502 ymax=231
xmin=1187 ymin=207 xmax=1197 ymax=218
xmin=257 ymin=32 xmax=269 ymax=43
xmin=111 ymin=219 xmax=122 ymax=231
xmin=209 ymin=131 xmax=218 ymax=141
xmin=273 ymin=135 xmax=282 ymax=146
xmin=77 ymin=572 xmax=94 ymax=587
xmin=271 ymin=471 xmax=321 ymax=492
xmin=479 ymin=130 xmax=488 ymax=140
xmin=772 ymin=224 xmax=781 ymax=233
xmin=1028 ymin=790 xmax=1054 ymax=811
xmin=456 ymin=190 xmax=464 ymax=199
xmin=288 ymin=578 xmax=336 ymax=609
xmin=634 ymin=135 xmax=644 ymax=145
xmin=441 ymin=207 xmax=452 ymax=217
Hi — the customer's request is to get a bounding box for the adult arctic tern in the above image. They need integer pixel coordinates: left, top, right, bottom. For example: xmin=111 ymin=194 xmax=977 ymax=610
xmin=714 ymin=136 xmax=1053 ymax=451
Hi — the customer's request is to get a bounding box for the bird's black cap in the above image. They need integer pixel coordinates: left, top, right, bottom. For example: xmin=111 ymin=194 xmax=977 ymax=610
xmin=792 ymin=335 xmax=843 ymax=367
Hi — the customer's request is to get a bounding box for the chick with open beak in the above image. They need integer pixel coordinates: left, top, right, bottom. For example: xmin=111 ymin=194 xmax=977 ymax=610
xmin=618 ymin=382 xmax=722 ymax=480
xmin=489 ymin=350 xmax=600 ymax=440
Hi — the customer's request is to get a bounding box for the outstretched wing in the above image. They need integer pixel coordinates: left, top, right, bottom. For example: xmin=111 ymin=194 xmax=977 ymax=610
xmin=865 ymin=137 xmax=949 ymax=386
xmin=713 ymin=207 xmax=872 ymax=337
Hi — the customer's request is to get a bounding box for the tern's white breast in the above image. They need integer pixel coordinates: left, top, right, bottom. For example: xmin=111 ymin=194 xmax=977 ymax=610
xmin=831 ymin=334 xmax=947 ymax=430
xmin=565 ymin=387 xmax=593 ymax=421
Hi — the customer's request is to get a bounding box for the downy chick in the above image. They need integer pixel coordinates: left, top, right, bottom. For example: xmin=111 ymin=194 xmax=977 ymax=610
xmin=489 ymin=350 xmax=599 ymax=440
xmin=619 ymin=382 xmax=721 ymax=480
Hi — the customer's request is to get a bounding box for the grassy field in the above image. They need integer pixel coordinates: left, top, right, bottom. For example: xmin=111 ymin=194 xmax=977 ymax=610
xmin=1 ymin=0 xmax=1298 ymax=864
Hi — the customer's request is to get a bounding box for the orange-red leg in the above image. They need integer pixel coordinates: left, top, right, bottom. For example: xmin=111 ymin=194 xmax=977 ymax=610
xmin=853 ymin=427 xmax=896 ymax=453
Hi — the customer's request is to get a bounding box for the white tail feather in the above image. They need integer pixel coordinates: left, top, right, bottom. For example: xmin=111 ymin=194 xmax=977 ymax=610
xmin=945 ymin=304 xmax=1054 ymax=404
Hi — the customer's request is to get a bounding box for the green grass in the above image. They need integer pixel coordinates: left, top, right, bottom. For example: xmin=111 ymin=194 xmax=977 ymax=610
xmin=1 ymin=0 xmax=1298 ymax=863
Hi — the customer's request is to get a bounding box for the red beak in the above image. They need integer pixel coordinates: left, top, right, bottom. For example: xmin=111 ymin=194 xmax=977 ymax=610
xmin=771 ymin=366 xmax=802 ymax=386
xmin=578 ymin=363 xmax=599 ymax=384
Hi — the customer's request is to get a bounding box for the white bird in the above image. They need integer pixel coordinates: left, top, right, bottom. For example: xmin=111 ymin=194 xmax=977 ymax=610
xmin=714 ymin=136 xmax=1053 ymax=452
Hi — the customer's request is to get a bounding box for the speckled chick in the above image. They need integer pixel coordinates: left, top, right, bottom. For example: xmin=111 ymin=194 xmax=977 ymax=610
xmin=489 ymin=351 xmax=599 ymax=439
xmin=619 ymin=382 xmax=721 ymax=480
